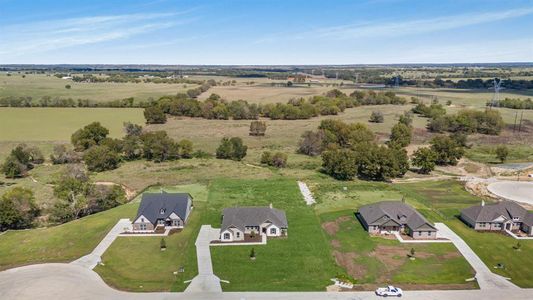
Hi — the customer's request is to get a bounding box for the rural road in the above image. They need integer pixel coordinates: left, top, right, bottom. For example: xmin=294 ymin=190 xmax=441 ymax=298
xmin=1 ymin=263 xmax=533 ymax=300
xmin=434 ymin=223 xmax=518 ymax=290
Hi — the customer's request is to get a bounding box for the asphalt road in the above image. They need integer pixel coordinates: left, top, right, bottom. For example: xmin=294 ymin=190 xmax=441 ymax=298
xmin=1 ymin=263 xmax=533 ymax=300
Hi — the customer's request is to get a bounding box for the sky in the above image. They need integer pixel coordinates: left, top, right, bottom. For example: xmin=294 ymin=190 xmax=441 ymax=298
xmin=0 ymin=0 xmax=532 ymax=65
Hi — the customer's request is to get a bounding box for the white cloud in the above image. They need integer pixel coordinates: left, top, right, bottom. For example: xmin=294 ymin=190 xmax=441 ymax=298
xmin=313 ymin=7 xmax=533 ymax=39
xmin=0 ymin=12 xmax=195 ymax=57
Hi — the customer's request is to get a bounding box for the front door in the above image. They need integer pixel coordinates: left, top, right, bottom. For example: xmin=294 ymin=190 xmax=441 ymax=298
xmin=505 ymin=223 xmax=511 ymax=230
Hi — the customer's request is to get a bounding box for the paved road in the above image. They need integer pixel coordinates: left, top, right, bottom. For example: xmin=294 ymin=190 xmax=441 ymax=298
xmin=70 ymin=218 xmax=131 ymax=269
xmin=184 ymin=225 xmax=222 ymax=293
xmin=487 ymin=181 xmax=533 ymax=205
xmin=434 ymin=223 xmax=518 ymax=290
xmin=2 ymin=263 xmax=533 ymax=300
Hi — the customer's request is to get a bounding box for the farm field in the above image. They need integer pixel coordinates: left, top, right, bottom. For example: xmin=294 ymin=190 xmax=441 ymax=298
xmin=0 ymin=107 xmax=144 ymax=141
xmin=0 ymin=73 xmax=197 ymax=103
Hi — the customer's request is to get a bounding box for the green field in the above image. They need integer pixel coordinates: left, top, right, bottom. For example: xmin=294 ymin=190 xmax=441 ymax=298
xmin=0 ymin=73 xmax=197 ymax=103
xmin=0 ymin=107 xmax=144 ymax=141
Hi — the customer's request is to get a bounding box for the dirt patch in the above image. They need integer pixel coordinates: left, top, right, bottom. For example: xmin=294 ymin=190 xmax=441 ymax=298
xmin=322 ymin=215 xmax=352 ymax=236
xmin=332 ymin=250 xmax=366 ymax=278
xmin=369 ymin=245 xmax=406 ymax=274
xmin=441 ymin=252 xmax=461 ymax=259
xmin=331 ymin=239 xmax=341 ymax=249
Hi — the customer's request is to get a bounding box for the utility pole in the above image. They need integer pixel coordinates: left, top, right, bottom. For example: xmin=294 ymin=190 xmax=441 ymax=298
xmin=518 ymin=110 xmax=524 ymax=133
xmin=513 ymin=111 xmax=518 ymax=133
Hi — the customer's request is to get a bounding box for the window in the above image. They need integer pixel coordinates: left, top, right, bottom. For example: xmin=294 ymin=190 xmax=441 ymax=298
xmin=141 ymin=218 xmax=145 ymax=222
xmin=160 ymin=208 xmax=166 ymax=214
xmin=158 ymin=219 xmax=165 ymax=225
xmin=224 ymin=233 xmax=230 ymax=240
xmin=270 ymin=228 xmax=277 ymax=235
xmin=140 ymin=224 xmax=147 ymax=230
xmin=417 ymin=231 xmax=422 ymax=236
xmin=236 ymin=232 xmax=241 ymax=238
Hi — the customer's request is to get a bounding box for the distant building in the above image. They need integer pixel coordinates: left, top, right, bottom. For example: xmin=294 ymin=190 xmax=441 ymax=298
xmin=358 ymin=201 xmax=437 ymax=239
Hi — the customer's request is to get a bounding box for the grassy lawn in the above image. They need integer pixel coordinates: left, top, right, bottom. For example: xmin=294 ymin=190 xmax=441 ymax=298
xmin=466 ymin=145 xmax=533 ymax=164
xmin=319 ymin=210 xmax=475 ymax=287
xmin=209 ymin=178 xmax=342 ymax=291
xmin=95 ymin=184 xmax=208 ymax=292
xmin=0 ymin=201 xmax=138 ymax=270
xmin=447 ymin=219 xmax=533 ymax=288
xmin=0 ymin=107 xmax=144 ymax=141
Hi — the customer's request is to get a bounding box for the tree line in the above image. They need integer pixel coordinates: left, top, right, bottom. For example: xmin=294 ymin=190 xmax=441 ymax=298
xmin=144 ymin=89 xmax=406 ymax=124
xmin=490 ymin=98 xmax=533 ymax=110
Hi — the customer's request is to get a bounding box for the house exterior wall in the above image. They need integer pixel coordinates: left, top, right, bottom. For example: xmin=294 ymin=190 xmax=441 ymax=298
xmin=265 ymin=224 xmax=281 ymax=237
xmin=410 ymin=230 xmax=437 ymax=239
xmin=132 ymin=222 xmax=155 ymax=231
xmin=367 ymin=225 xmax=380 ymax=234
xmin=220 ymin=228 xmax=244 ymax=242
xmin=520 ymin=224 xmax=533 ymax=236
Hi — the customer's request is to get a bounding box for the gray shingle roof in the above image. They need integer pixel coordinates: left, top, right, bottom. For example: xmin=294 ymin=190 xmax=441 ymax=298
xmin=359 ymin=201 xmax=436 ymax=231
xmin=461 ymin=201 xmax=528 ymax=223
xmin=135 ymin=192 xmax=192 ymax=224
xmin=221 ymin=206 xmax=288 ymax=232
xmin=523 ymin=213 xmax=533 ymax=227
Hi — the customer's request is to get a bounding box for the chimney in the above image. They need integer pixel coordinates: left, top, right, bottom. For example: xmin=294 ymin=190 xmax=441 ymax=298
xmin=481 ymin=200 xmax=485 ymax=207
xmin=269 ymin=203 xmax=273 ymax=209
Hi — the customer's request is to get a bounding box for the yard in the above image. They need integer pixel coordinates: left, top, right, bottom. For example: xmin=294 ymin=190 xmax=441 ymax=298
xmin=0 ymin=200 xmax=138 ymax=271
xmin=319 ymin=210 xmax=475 ymax=289
xmin=208 ymin=178 xmax=342 ymax=291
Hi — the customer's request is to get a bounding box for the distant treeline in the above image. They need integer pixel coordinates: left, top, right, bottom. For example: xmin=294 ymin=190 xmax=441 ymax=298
xmin=372 ymin=77 xmax=533 ymax=90
xmin=489 ymin=98 xmax=533 ymax=110
xmin=143 ymin=89 xmax=406 ymax=123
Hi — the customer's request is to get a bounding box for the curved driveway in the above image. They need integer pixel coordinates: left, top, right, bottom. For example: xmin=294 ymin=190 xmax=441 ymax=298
xmin=487 ymin=181 xmax=533 ymax=205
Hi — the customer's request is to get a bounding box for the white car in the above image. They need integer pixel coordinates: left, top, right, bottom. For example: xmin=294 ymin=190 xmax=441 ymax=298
xmin=375 ymin=286 xmax=403 ymax=297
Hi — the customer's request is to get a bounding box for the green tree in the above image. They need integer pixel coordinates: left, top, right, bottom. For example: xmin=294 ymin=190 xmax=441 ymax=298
xmin=0 ymin=187 xmax=39 ymax=231
xmin=1 ymin=155 xmax=27 ymax=178
xmin=430 ymin=135 xmax=464 ymax=166
xmin=412 ymin=147 xmax=437 ymax=174
xmin=389 ymin=122 xmax=412 ymax=147
xmin=178 ymin=139 xmax=194 ymax=158
xmin=83 ymin=145 xmax=121 ymax=172
xmin=297 ymin=130 xmax=325 ymax=156
xmin=144 ymin=106 xmax=167 ymax=124
xmin=321 ymin=149 xmax=359 ymax=180
xmin=369 ymin=111 xmax=384 ymax=123
xmin=249 ymin=121 xmax=267 ymax=136
xmin=495 ymin=145 xmax=509 ymax=163
xmin=260 ymin=151 xmax=272 ymax=165
xmin=71 ymin=122 xmax=110 ymax=151
xmin=123 ymin=122 xmax=143 ymax=137
xmin=140 ymin=131 xmax=179 ymax=162
xmin=216 ymin=137 xmax=247 ymax=161
xmin=122 ymin=135 xmax=143 ymax=160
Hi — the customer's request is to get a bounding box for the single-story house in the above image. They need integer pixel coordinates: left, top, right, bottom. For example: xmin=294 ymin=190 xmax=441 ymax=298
xmin=131 ymin=192 xmax=193 ymax=232
xmin=358 ymin=201 xmax=437 ymax=239
xmin=460 ymin=201 xmax=533 ymax=236
xmin=220 ymin=205 xmax=288 ymax=242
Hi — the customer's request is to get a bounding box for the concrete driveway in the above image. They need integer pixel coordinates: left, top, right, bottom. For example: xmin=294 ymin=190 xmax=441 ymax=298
xmin=434 ymin=223 xmax=519 ymax=290
xmin=184 ymin=225 xmax=222 ymax=293
xmin=71 ymin=218 xmax=131 ymax=269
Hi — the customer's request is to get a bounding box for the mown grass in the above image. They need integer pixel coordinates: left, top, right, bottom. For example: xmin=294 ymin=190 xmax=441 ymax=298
xmin=466 ymin=145 xmax=533 ymax=164
xmin=0 ymin=107 xmax=144 ymax=141
xmin=95 ymin=184 xmax=208 ymax=292
xmin=0 ymin=201 xmax=138 ymax=271
xmin=447 ymin=219 xmax=533 ymax=287
xmin=209 ymin=178 xmax=342 ymax=291
xmin=319 ymin=210 xmax=474 ymax=286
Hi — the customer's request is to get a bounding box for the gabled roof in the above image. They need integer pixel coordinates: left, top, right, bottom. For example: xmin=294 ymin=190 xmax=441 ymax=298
xmin=359 ymin=201 xmax=436 ymax=231
xmin=221 ymin=206 xmax=288 ymax=232
xmin=523 ymin=213 xmax=533 ymax=227
xmin=134 ymin=192 xmax=192 ymax=224
xmin=461 ymin=201 xmax=528 ymax=223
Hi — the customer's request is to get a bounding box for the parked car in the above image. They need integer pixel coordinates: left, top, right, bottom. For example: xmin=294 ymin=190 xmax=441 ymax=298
xmin=375 ymin=286 xmax=403 ymax=297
